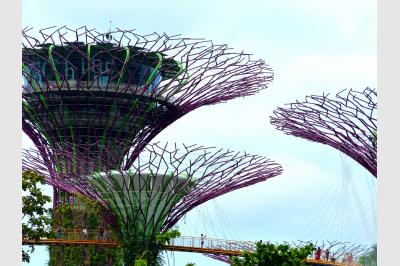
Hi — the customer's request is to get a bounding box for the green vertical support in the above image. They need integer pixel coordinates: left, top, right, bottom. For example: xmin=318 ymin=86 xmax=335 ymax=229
xmin=48 ymin=45 xmax=61 ymax=87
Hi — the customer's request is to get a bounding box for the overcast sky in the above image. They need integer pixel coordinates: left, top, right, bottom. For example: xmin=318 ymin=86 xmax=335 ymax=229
xmin=22 ymin=0 xmax=376 ymax=265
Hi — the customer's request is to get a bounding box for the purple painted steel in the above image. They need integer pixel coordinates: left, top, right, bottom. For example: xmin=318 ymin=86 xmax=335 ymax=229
xmin=22 ymin=26 xmax=278 ymax=262
xmin=270 ymin=88 xmax=377 ymax=177
xmin=22 ymin=26 xmax=274 ymax=171
xmin=23 ymin=142 xmax=283 ymax=236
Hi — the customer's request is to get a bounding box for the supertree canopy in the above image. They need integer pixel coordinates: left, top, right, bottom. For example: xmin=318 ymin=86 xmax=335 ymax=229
xmin=22 ymin=26 xmax=273 ymax=173
xmin=270 ymin=88 xmax=377 ymax=177
xmin=23 ymin=143 xmax=283 ymax=264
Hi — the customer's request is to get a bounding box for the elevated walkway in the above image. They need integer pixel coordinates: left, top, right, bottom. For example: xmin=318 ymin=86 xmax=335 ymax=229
xmin=22 ymin=229 xmax=360 ymax=265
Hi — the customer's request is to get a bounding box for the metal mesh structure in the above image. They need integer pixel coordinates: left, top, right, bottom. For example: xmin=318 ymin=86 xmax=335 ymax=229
xmin=205 ymin=240 xmax=370 ymax=264
xmin=23 ymin=142 xmax=283 ymax=264
xmin=270 ymin=88 xmax=377 ymax=177
xmin=21 ymin=26 xmax=278 ymax=264
xmin=22 ymin=26 xmax=273 ymax=171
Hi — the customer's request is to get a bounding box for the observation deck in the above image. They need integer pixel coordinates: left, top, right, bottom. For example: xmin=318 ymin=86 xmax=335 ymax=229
xmin=22 ymin=43 xmax=184 ymax=169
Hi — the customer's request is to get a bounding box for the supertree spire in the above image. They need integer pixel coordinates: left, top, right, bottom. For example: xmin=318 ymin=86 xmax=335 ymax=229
xmin=22 ymin=26 xmax=273 ymax=171
xmin=270 ymin=88 xmax=377 ymax=177
xmin=23 ymin=143 xmax=283 ymax=264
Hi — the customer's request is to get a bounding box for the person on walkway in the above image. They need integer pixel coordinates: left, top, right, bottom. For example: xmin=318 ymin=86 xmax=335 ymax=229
xmin=103 ymin=230 xmax=109 ymax=241
xmin=325 ymin=249 xmax=330 ymax=261
xmin=315 ymin=247 xmax=322 ymax=260
xmin=342 ymin=253 xmax=348 ymax=263
xmin=348 ymin=253 xmax=354 ymax=264
xmin=56 ymin=226 xmax=62 ymax=239
xmin=330 ymin=252 xmax=336 ymax=262
xmin=98 ymin=225 xmax=105 ymax=240
xmin=83 ymin=228 xmax=88 ymax=239
xmin=321 ymin=250 xmax=327 ymax=261
xmin=200 ymin=234 xmax=206 ymax=248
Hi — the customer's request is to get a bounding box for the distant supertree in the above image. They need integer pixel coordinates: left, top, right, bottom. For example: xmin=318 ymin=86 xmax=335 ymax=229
xmin=270 ymin=88 xmax=377 ymax=177
xmin=23 ymin=143 xmax=283 ymax=265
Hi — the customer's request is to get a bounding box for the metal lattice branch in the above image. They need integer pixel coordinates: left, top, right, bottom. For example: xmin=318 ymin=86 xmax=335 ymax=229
xmin=22 ymin=142 xmax=282 ymax=243
xmin=22 ymin=26 xmax=273 ymax=170
xmin=270 ymin=88 xmax=377 ymax=177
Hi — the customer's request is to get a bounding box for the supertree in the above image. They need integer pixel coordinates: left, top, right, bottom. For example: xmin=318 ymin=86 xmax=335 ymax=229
xmin=22 ymin=26 xmax=278 ymax=264
xmin=22 ymin=26 xmax=273 ymax=205
xmin=270 ymin=88 xmax=377 ymax=177
xmin=23 ymin=143 xmax=283 ymax=265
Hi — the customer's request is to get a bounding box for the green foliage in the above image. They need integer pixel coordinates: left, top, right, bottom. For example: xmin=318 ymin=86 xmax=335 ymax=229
xmin=230 ymin=241 xmax=315 ymax=266
xmin=358 ymin=244 xmax=377 ymax=266
xmin=185 ymin=263 xmax=196 ymax=266
xmin=134 ymin=257 xmax=148 ymax=266
xmin=156 ymin=229 xmax=181 ymax=245
xmin=49 ymin=244 xmax=123 ymax=266
xmin=48 ymin=193 xmax=123 ymax=265
xmin=51 ymin=193 xmax=102 ymax=229
xmin=120 ymin=229 xmax=181 ymax=266
xmin=22 ymin=170 xmax=52 ymax=263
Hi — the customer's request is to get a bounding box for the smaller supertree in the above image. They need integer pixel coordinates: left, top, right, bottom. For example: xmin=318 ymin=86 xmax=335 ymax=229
xmin=23 ymin=143 xmax=283 ymax=265
xmin=270 ymin=88 xmax=377 ymax=177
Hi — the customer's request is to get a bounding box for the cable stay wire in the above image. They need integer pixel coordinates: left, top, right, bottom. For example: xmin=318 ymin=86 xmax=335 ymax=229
xmin=285 ymin=173 xmax=344 ymax=240
xmin=284 ymin=152 xmax=376 ymax=246
xmin=338 ymin=153 xmax=375 ymax=243
xmin=212 ymin=199 xmax=240 ymax=241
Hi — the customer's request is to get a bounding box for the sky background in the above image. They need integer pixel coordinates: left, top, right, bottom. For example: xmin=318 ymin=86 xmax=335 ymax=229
xmin=22 ymin=0 xmax=377 ymax=265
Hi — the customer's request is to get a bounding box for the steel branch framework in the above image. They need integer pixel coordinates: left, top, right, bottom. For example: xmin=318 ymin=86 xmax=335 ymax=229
xmin=22 ymin=26 xmax=273 ymax=171
xmin=23 ymin=142 xmax=282 ymax=263
xmin=270 ymin=88 xmax=377 ymax=177
xmin=22 ymin=26 xmax=278 ymax=264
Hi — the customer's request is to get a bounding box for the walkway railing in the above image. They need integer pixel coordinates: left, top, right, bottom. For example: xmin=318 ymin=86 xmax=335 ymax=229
xmin=23 ymin=229 xmax=117 ymax=247
xmin=52 ymin=229 xmax=114 ymax=242
xmin=22 ymin=229 xmax=250 ymax=255
xmin=166 ymin=236 xmax=255 ymax=256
